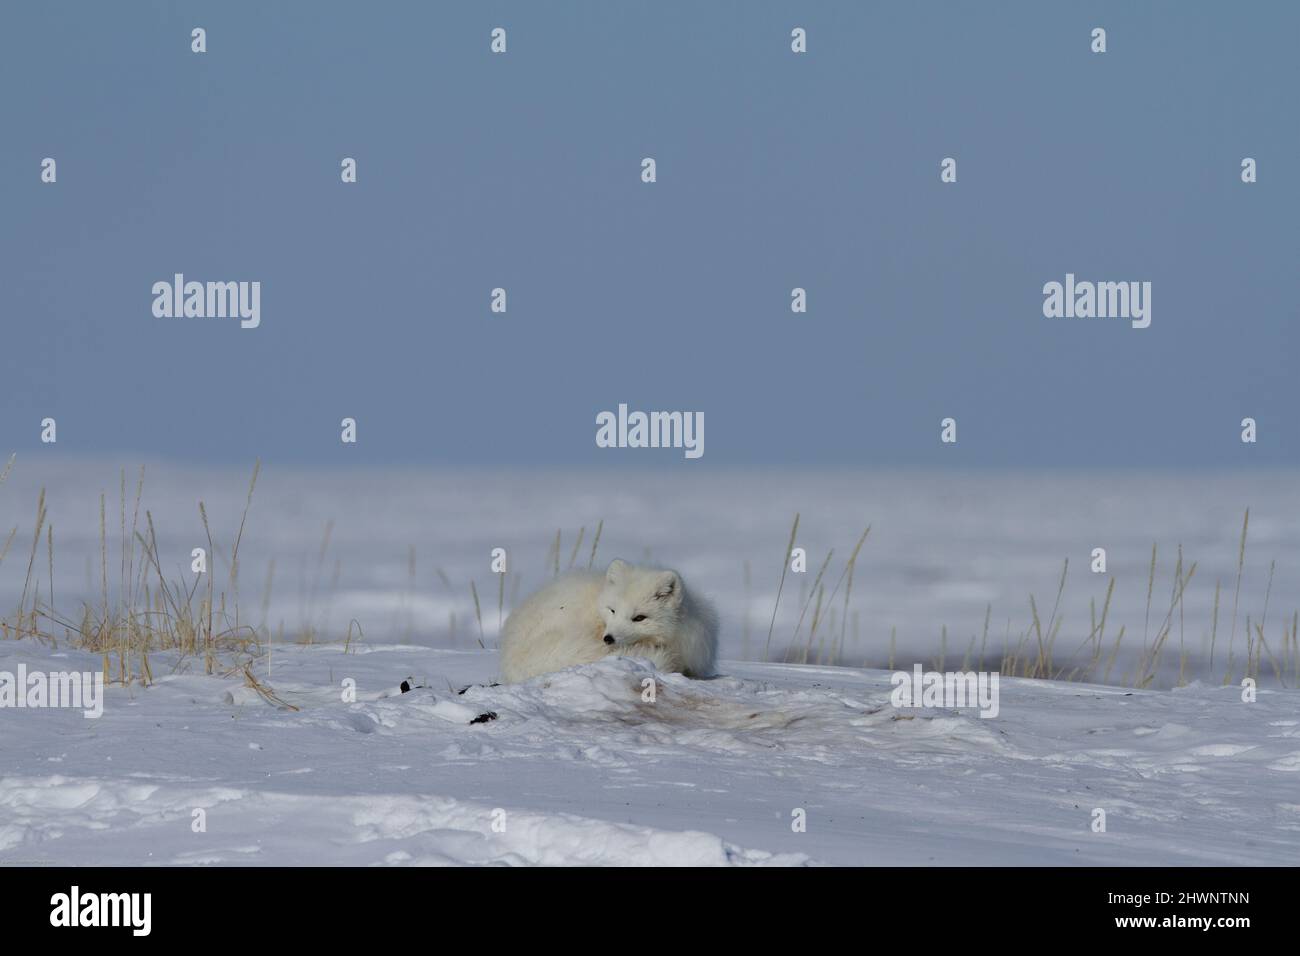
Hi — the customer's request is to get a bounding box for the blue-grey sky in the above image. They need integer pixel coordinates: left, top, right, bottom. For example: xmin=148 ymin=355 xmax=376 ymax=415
xmin=2 ymin=1 xmax=1296 ymax=468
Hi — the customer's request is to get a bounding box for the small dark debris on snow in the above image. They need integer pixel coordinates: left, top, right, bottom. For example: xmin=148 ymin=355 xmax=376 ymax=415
xmin=470 ymin=711 xmax=498 ymax=724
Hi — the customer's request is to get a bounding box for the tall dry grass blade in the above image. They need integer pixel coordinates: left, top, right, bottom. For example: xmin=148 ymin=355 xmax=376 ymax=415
xmin=763 ymin=513 xmax=799 ymax=663
xmin=1042 ymin=558 xmax=1069 ymax=660
xmin=1176 ymin=545 xmax=1187 ymax=687
xmin=566 ymin=527 xmax=585 ymax=571
xmin=126 ymin=466 xmax=145 ymax=614
xmin=1255 ymin=621 xmax=1284 ymax=686
xmin=1103 ymin=625 xmax=1127 ymax=684
xmin=98 ymin=491 xmax=108 ymax=624
xmin=1292 ymin=611 xmax=1298 ymax=687
xmin=978 ymin=603 xmax=991 ymax=671
xmin=119 ymin=468 xmax=126 ymax=624
xmin=838 ymin=553 xmax=857 ymax=668
xmin=0 ymin=526 xmax=16 ymax=574
xmin=1142 ymin=543 xmax=1157 ymax=652
xmin=587 ymin=519 xmax=604 ymax=570
xmin=1091 ymin=577 xmax=1115 ymax=674
xmin=1028 ymin=595 xmax=1046 ymax=678
xmin=1209 ymin=579 xmax=1221 ymax=670
xmin=18 ymin=489 xmax=48 ymax=637
xmin=199 ymin=503 xmax=216 ymax=673
xmin=470 ymin=580 xmax=486 ymax=649
xmin=818 ymin=527 xmax=871 ymax=629
xmin=1140 ymin=558 xmax=1196 ymax=688
xmin=789 ymin=549 xmax=834 ymax=663
xmin=813 ymin=526 xmax=871 ymax=666
xmin=230 ymin=459 xmax=261 ymax=631
xmin=803 ymin=583 xmax=825 ymax=665
xmin=960 ymin=634 xmax=976 ymax=672
xmin=1225 ymin=508 xmax=1249 ymax=681
xmin=497 ymin=568 xmax=505 ymax=633
xmin=46 ymin=523 xmax=55 ymax=632
xmin=1259 ymin=559 xmax=1275 ymax=638
xmin=742 ymin=559 xmax=752 ymax=660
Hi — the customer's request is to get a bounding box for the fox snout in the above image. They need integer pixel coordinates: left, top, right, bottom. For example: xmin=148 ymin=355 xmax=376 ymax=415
xmin=603 ymin=634 xmax=615 ymax=645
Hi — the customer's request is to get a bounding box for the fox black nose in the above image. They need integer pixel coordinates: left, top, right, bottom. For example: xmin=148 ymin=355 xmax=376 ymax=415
xmin=603 ymin=634 xmax=615 ymax=645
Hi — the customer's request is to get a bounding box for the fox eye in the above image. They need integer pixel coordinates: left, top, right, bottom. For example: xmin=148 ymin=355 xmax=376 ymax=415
xmin=632 ymin=614 xmax=647 ymax=622
xmin=607 ymin=607 xmax=615 ymax=614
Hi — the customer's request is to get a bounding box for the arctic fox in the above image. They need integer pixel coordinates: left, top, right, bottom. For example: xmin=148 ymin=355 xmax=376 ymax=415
xmin=498 ymin=559 xmax=718 ymax=683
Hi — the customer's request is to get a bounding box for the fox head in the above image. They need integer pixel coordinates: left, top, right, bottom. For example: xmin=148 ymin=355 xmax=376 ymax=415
xmin=599 ymin=558 xmax=684 ymax=648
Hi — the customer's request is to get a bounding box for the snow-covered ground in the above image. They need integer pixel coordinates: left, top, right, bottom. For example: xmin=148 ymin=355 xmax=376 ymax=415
xmin=2 ymin=638 xmax=1297 ymax=866
xmin=2 ymin=460 xmax=1298 ymax=865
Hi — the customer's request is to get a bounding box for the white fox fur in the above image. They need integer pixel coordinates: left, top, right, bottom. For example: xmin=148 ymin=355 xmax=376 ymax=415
xmin=498 ymin=558 xmax=718 ymax=683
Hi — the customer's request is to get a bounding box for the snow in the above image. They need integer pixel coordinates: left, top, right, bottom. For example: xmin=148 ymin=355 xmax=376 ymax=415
xmin=2 ymin=460 xmax=1298 ymax=864
xmin=3 ymin=637 xmax=1297 ymax=866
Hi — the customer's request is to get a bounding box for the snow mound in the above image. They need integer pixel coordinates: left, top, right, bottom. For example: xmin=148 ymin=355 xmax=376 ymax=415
xmin=2 ymin=640 xmax=1297 ymax=865
xmin=0 ymin=775 xmax=804 ymax=866
xmin=456 ymin=656 xmax=1008 ymax=762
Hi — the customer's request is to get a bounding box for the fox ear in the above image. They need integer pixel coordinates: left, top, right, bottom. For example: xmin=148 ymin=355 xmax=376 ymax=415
xmin=653 ymin=571 xmax=682 ymax=605
xmin=605 ymin=558 xmax=628 ymax=584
